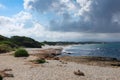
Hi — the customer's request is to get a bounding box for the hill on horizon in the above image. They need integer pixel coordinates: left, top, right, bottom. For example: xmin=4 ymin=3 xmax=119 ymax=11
xmin=0 ymin=34 xmax=43 ymax=49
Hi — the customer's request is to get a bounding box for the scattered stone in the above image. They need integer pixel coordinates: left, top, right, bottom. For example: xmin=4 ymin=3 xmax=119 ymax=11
xmin=51 ymin=53 xmax=57 ymax=56
xmin=111 ymin=64 xmax=120 ymax=66
xmin=74 ymin=70 xmax=85 ymax=76
xmin=67 ymin=52 xmax=72 ymax=54
xmin=2 ymin=73 xmax=14 ymax=77
xmin=0 ymin=75 xmax=3 ymax=80
xmin=3 ymin=69 xmax=12 ymax=72
xmin=29 ymin=63 xmax=39 ymax=68
xmin=63 ymin=52 xmax=72 ymax=54
xmin=41 ymin=64 xmax=45 ymax=67
xmin=0 ymin=69 xmax=14 ymax=78
xmin=54 ymin=57 xmax=60 ymax=60
xmin=57 ymin=64 xmax=63 ymax=67
xmin=59 ymin=60 xmax=67 ymax=64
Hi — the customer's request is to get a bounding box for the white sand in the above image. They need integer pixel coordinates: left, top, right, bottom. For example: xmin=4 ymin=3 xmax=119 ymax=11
xmin=0 ymin=54 xmax=119 ymax=80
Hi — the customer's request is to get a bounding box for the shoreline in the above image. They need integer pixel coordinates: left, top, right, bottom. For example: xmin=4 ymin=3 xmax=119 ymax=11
xmin=24 ymin=45 xmax=120 ymax=67
xmin=60 ymin=56 xmax=120 ymax=67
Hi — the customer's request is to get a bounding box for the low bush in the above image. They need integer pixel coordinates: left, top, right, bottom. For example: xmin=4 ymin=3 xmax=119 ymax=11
xmin=14 ymin=48 xmax=29 ymax=57
xmin=32 ymin=58 xmax=46 ymax=64
xmin=36 ymin=59 xmax=46 ymax=64
xmin=0 ymin=44 xmax=12 ymax=53
xmin=0 ymin=41 xmax=18 ymax=48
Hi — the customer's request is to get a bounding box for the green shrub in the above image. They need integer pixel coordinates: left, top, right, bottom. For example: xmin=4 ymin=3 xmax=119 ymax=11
xmin=0 ymin=41 xmax=18 ymax=48
xmin=14 ymin=48 xmax=29 ymax=57
xmin=36 ymin=59 xmax=46 ymax=64
xmin=0 ymin=75 xmax=3 ymax=80
xmin=0 ymin=35 xmax=8 ymax=41
xmin=10 ymin=36 xmax=42 ymax=48
xmin=32 ymin=58 xmax=46 ymax=64
xmin=0 ymin=44 xmax=12 ymax=53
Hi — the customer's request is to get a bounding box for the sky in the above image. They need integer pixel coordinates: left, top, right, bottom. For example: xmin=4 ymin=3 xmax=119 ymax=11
xmin=0 ymin=0 xmax=120 ymax=41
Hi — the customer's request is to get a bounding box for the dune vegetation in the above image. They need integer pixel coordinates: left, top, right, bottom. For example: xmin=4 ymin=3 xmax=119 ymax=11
xmin=0 ymin=35 xmax=43 ymax=53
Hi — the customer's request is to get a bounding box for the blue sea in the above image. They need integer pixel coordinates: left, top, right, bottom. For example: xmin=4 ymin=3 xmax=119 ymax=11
xmin=62 ymin=43 xmax=120 ymax=60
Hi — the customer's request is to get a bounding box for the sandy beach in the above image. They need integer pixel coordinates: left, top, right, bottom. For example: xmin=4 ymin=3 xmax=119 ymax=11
xmin=0 ymin=51 xmax=120 ymax=80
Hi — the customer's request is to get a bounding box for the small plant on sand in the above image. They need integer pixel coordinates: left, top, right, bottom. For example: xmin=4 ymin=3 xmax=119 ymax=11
xmin=32 ymin=58 xmax=46 ymax=64
xmin=14 ymin=48 xmax=29 ymax=57
xmin=0 ymin=75 xmax=3 ymax=80
xmin=36 ymin=59 xmax=46 ymax=64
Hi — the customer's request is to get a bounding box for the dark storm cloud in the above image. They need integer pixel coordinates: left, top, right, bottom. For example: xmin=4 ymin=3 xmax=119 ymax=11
xmin=88 ymin=0 xmax=120 ymax=33
xmin=50 ymin=12 xmax=92 ymax=32
xmin=25 ymin=0 xmax=120 ymax=33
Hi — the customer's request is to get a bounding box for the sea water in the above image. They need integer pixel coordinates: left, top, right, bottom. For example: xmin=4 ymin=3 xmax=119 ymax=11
xmin=62 ymin=43 xmax=120 ymax=59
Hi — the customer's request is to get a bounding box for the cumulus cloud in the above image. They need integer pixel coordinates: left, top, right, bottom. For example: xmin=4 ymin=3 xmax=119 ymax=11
xmin=24 ymin=0 xmax=120 ymax=33
xmin=0 ymin=11 xmax=90 ymax=41
xmin=0 ymin=11 xmax=32 ymax=36
xmin=1 ymin=11 xmax=120 ymax=41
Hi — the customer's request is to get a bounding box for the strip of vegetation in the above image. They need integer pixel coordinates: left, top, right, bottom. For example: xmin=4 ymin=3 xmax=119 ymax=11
xmin=0 ymin=35 xmax=44 ymax=53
